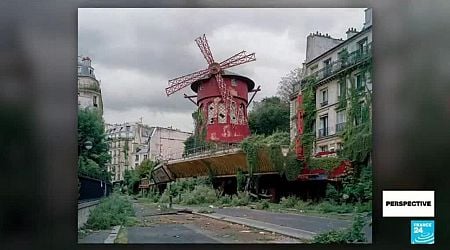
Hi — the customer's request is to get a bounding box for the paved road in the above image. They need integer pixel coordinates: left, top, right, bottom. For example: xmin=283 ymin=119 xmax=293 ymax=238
xmin=128 ymin=225 xmax=219 ymax=243
xmin=212 ymin=207 xmax=372 ymax=242
xmin=214 ymin=207 xmax=350 ymax=233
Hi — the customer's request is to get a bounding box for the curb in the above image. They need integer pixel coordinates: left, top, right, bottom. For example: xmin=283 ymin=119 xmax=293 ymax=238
xmin=192 ymin=211 xmax=316 ymax=241
xmin=104 ymin=225 xmax=121 ymax=243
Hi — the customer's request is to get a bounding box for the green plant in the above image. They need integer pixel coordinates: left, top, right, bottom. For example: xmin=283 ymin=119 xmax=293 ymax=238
xmin=325 ymin=183 xmax=340 ymax=201
xmin=313 ymin=215 xmax=366 ymax=243
xmin=236 ymin=169 xmax=246 ymax=192
xmin=256 ymin=200 xmax=270 ymax=210
xmin=85 ymin=194 xmax=135 ymax=230
xmin=231 ymin=192 xmax=250 ymax=206
xmin=280 ymin=196 xmax=300 ymax=208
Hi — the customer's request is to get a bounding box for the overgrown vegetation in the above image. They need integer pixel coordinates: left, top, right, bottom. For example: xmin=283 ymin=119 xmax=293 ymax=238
xmin=85 ymin=193 xmax=136 ymax=230
xmin=313 ymin=215 xmax=366 ymax=243
xmin=240 ymin=132 xmax=301 ymax=181
xmin=122 ymin=159 xmax=157 ymax=195
xmin=78 ymin=108 xmax=111 ymax=180
xmin=299 ymin=77 xmax=317 ymax=161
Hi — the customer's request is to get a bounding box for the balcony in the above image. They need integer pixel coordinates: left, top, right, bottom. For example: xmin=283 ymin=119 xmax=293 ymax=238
xmin=336 ymin=122 xmax=346 ymax=133
xmin=318 ymin=127 xmax=329 ymax=138
xmin=320 ymin=100 xmax=328 ymax=107
xmin=302 ymin=42 xmax=372 ymax=85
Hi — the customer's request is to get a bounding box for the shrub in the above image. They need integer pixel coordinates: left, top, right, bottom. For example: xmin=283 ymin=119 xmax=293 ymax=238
xmin=313 ymin=215 xmax=366 ymax=243
xmin=216 ymin=195 xmax=232 ymax=205
xmin=280 ymin=196 xmax=300 ymax=208
xmin=85 ymin=194 xmax=135 ymax=230
xmin=256 ymin=200 xmax=270 ymax=210
xmin=181 ymin=185 xmax=218 ymax=205
xmin=325 ymin=183 xmax=340 ymax=201
xmin=231 ymin=192 xmax=250 ymax=206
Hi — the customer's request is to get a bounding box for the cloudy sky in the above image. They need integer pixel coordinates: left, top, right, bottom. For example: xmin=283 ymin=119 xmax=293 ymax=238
xmin=78 ymin=8 xmax=365 ymax=132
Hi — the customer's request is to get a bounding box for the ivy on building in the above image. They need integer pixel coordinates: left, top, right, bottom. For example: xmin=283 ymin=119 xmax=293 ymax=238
xmin=300 ymin=76 xmax=317 ymax=162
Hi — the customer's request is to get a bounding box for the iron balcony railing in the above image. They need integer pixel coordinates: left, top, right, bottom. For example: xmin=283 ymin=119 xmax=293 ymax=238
xmin=318 ymin=127 xmax=329 ymax=138
xmin=320 ymin=100 xmax=328 ymax=107
xmin=336 ymin=122 xmax=346 ymax=133
xmin=303 ymin=42 xmax=372 ymax=84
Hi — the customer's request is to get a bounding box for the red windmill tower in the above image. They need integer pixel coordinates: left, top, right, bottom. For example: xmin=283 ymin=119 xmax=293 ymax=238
xmin=166 ymin=34 xmax=260 ymax=143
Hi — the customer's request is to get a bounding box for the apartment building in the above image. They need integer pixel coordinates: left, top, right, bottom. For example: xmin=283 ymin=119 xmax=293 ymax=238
xmin=295 ymin=8 xmax=373 ymax=156
xmin=78 ymin=56 xmax=103 ymax=115
xmin=105 ymin=122 xmax=192 ymax=182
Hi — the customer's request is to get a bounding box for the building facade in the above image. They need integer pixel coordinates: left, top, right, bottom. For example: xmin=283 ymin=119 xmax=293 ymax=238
xmin=294 ymin=8 xmax=373 ymax=158
xmin=105 ymin=122 xmax=191 ymax=182
xmin=78 ymin=56 xmax=103 ymax=115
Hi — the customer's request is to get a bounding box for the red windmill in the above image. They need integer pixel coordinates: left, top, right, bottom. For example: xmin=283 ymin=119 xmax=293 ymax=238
xmin=166 ymin=34 xmax=260 ymax=143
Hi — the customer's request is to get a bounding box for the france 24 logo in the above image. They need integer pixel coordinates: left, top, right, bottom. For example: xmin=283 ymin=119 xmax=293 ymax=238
xmin=411 ymin=220 xmax=434 ymax=244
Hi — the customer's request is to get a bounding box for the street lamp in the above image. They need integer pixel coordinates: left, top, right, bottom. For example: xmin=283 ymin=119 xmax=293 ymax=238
xmin=84 ymin=140 xmax=93 ymax=150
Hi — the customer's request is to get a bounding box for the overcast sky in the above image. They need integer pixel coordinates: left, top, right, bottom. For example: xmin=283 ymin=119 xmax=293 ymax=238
xmin=78 ymin=8 xmax=365 ymax=132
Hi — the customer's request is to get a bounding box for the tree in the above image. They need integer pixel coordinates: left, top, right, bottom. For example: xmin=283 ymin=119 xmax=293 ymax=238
xmin=135 ymin=159 xmax=156 ymax=178
xmin=78 ymin=108 xmax=111 ymax=180
xmin=248 ymin=96 xmax=290 ymax=135
xmin=277 ymin=68 xmax=302 ymax=103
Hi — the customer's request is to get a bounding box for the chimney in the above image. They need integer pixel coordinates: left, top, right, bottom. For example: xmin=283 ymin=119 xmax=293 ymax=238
xmin=81 ymin=56 xmax=92 ymax=67
xmin=305 ymin=31 xmax=343 ymax=63
xmin=346 ymin=27 xmax=358 ymax=39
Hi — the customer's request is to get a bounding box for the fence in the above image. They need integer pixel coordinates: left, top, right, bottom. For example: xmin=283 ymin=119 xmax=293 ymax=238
xmin=164 ymin=143 xmax=241 ymax=161
xmin=78 ymin=175 xmax=112 ymax=201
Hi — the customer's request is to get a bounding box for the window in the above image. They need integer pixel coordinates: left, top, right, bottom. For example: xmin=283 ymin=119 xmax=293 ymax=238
xmin=337 ymin=142 xmax=343 ymax=150
xmin=336 ymin=110 xmax=346 ymax=132
xmin=357 ymin=38 xmax=368 ymax=56
xmin=126 ymin=126 xmax=130 ymax=131
xmin=238 ymin=104 xmax=246 ymax=124
xmin=135 ymin=155 xmax=139 ymax=162
xmin=144 ymin=155 xmax=148 ymax=160
xmin=356 ymin=74 xmax=365 ymax=90
xmin=207 ymin=102 xmax=216 ymax=124
xmin=319 ymin=115 xmax=328 ymax=137
xmin=320 ymin=89 xmax=328 ymax=107
xmin=323 ymin=58 xmax=332 ymax=76
xmin=229 ymin=101 xmax=237 ymax=124
xmin=231 ymin=78 xmax=237 ymax=87
xmin=338 ymin=80 xmax=346 ymax=98
xmin=135 ymin=163 xmax=138 ymax=167
xmin=218 ymin=102 xmax=227 ymax=123
xmin=93 ymin=96 xmax=98 ymax=107
xmin=319 ymin=145 xmax=328 ymax=152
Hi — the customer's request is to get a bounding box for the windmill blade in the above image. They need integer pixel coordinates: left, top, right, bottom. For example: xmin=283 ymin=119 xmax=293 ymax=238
xmin=219 ymin=50 xmax=247 ymax=68
xmin=168 ymin=68 xmax=209 ymax=87
xmin=195 ymin=34 xmax=215 ymax=65
xmin=166 ymin=68 xmax=209 ymax=96
xmin=221 ymin=52 xmax=256 ymax=70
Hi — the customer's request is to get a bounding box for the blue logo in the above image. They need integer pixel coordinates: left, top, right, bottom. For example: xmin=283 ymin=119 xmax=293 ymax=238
xmin=411 ymin=220 xmax=434 ymax=244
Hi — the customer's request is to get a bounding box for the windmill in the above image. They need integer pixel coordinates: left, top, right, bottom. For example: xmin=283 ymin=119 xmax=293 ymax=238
xmin=166 ymin=34 xmax=260 ymax=143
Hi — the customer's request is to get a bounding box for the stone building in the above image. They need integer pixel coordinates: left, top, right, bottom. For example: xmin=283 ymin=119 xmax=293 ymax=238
xmin=293 ymin=8 xmax=373 ymax=156
xmin=78 ymin=56 xmax=103 ymax=115
xmin=105 ymin=122 xmax=191 ymax=182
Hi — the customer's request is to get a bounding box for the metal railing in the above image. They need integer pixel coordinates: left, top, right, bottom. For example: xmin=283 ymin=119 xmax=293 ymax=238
xmin=336 ymin=122 xmax=346 ymax=133
xmin=163 ymin=143 xmax=241 ymax=161
xmin=320 ymin=100 xmax=328 ymax=107
xmin=318 ymin=127 xmax=329 ymax=138
xmin=303 ymin=43 xmax=372 ymax=84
